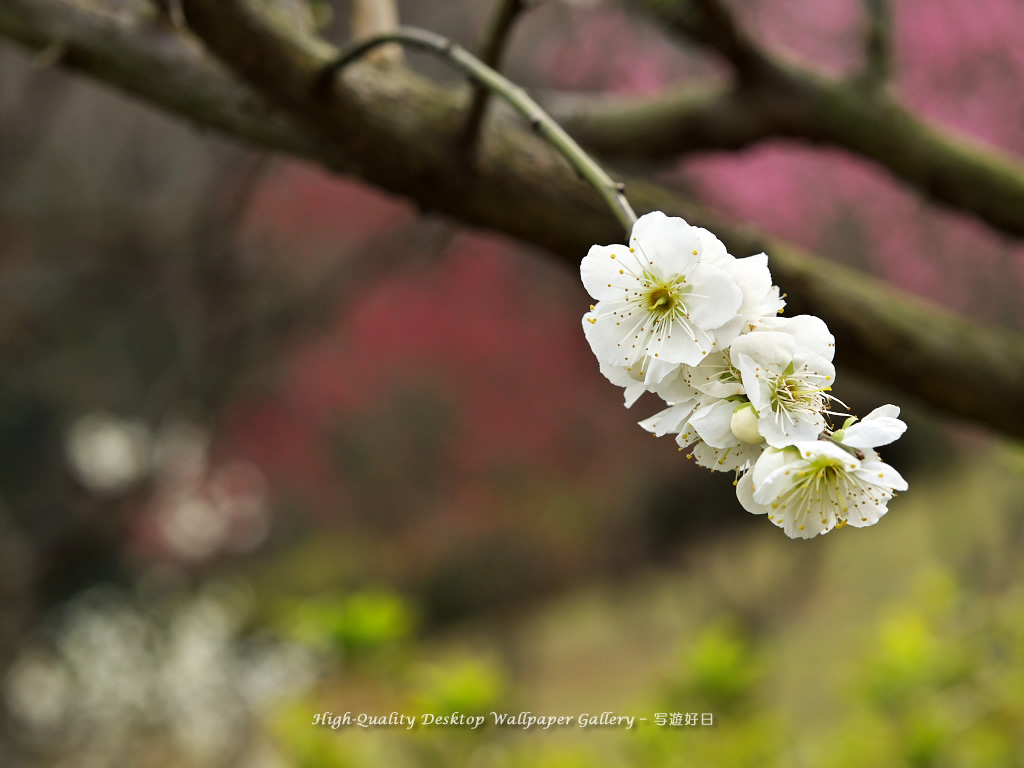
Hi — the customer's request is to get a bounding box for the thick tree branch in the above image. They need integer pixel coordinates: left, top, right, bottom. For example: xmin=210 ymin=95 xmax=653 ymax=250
xmin=582 ymin=0 xmax=1024 ymax=241
xmin=0 ymin=0 xmax=1022 ymax=439
xmin=546 ymin=82 xmax=770 ymax=155
xmin=0 ymin=0 xmax=354 ymax=171
xmin=321 ymin=26 xmax=636 ymax=231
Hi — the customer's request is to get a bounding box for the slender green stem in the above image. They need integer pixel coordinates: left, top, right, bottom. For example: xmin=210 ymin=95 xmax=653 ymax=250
xmin=321 ymin=26 xmax=638 ymax=233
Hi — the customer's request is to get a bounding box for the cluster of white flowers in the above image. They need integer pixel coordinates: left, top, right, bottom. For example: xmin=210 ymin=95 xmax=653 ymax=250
xmin=581 ymin=212 xmax=907 ymax=539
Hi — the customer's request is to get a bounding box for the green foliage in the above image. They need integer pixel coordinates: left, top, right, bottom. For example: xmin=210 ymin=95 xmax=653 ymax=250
xmin=274 ymin=704 xmax=356 ymax=768
xmin=861 ymin=611 xmax=966 ymax=708
xmin=633 ymin=621 xmax=784 ymax=768
xmin=675 ymin=620 xmax=763 ymax=712
xmin=285 ymin=589 xmax=417 ymax=659
xmin=273 ymin=567 xmax=1024 ymax=768
xmin=270 ymin=453 xmax=1024 ymax=768
xmin=409 ymin=656 xmax=507 ymax=720
xmin=827 ymin=571 xmax=1024 ymax=768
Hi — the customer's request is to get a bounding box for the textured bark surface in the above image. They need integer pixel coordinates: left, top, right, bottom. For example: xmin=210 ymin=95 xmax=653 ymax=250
xmin=1 ymin=0 xmax=1022 ymax=438
xmin=554 ymin=63 xmax=1024 ymax=241
xmin=549 ymin=0 xmax=1024 ymax=241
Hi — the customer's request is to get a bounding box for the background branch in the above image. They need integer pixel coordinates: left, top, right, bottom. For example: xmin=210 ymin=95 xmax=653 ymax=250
xmin=549 ymin=0 xmax=1024 ymax=240
xmin=322 ymin=25 xmax=636 ymax=231
xmin=859 ymin=0 xmax=893 ymax=91
xmin=648 ymin=0 xmax=764 ymax=76
xmin=545 ymin=83 xmax=769 ymax=156
xmin=350 ymin=0 xmax=402 ymax=66
xmin=461 ymin=0 xmax=528 ymax=154
xmin=0 ymin=0 xmax=1022 ymax=439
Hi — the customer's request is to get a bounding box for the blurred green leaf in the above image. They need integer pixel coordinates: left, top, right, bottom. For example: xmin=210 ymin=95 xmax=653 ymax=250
xmin=410 ymin=656 xmax=506 ymax=721
xmin=285 ymin=589 xmax=417 ymax=658
xmin=677 ymin=621 xmax=762 ymax=712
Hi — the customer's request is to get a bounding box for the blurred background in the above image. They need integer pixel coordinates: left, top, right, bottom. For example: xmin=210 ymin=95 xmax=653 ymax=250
xmin=1 ymin=0 xmax=1023 ymax=766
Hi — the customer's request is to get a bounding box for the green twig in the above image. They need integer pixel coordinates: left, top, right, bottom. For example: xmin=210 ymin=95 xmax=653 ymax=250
xmin=320 ymin=25 xmax=637 ymax=233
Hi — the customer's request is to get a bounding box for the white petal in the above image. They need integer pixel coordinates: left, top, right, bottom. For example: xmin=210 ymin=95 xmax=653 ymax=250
xmin=643 ymin=355 xmax=682 ymax=387
xmin=796 ymin=355 xmax=835 ymax=385
xmin=864 ymin=404 xmax=901 ymax=420
xmin=726 ymin=254 xmax=772 ymax=314
xmin=684 ymin=263 xmax=743 ymax=330
xmin=755 ymin=285 xmax=786 ymax=319
xmin=758 ymin=407 xmax=824 ymax=449
xmin=580 ymin=244 xmax=636 ymax=301
xmin=712 ymin=253 xmax=773 ymax=337
xmin=736 ymin=470 xmax=764 ymax=515
xmin=794 ymin=440 xmax=852 ymax=464
xmin=654 ymin=326 xmax=708 ymax=367
xmin=651 ymin=365 xmax=699 ymax=403
xmin=630 ymin=212 xmax=700 ymax=276
xmin=693 ymin=440 xmax=762 ymax=472
xmin=751 ymin=446 xmax=793 ymax=488
xmin=638 ymin=401 xmax=698 ymax=437
xmin=622 ymin=383 xmax=646 ymax=408
xmin=690 ymin=400 xmax=737 ymax=449
xmin=709 ymin=315 xmax=746 ymax=347
xmin=731 ymin=351 xmax=772 ymax=414
xmin=583 ymin=310 xmax=633 ymax=365
xmin=752 ymin=462 xmax=800 ymax=506
xmin=598 ymin=361 xmax=638 ymax=388
xmin=782 ymin=510 xmax=831 ymax=539
xmin=599 ymin=363 xmax=649 ymax=408
xmin=781 ymin=315 xmax=836 ymax=364
xmin=694 ymin=227 xmax=731 ymax=266
xmin=688 ymin=351 xmax=745 ymax=398
xmin=843 ymin=416 xmax=906 ymax=450
xmin=730 ymin=331 xmax=795 ymax=373
xmin=844 ymin=495 xmax=890 ymax=528
xmin=856 ymin=460 xmax=908 ymax=492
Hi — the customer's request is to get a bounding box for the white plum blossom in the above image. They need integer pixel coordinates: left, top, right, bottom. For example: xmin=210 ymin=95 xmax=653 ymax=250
xmin=730 ymin=315 xmax=836 ymax=448
xmin=582 ymin=212 xmax=744 ymax=385
xmin=736 ymin=440 xmax=907 ymax=539
xmin=579 ymin=209 xmax=908 ymax=539
xmin=834 ymin=404 xmax=907 ymax=453
xmin=694 ymin=229 xmax=786 ymax=338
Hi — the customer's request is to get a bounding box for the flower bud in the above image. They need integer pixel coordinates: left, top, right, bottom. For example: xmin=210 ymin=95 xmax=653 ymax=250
xmin=730 ymin=403 xmax=764 ymax=445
